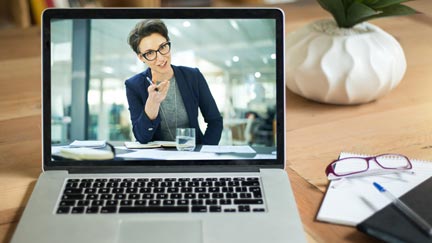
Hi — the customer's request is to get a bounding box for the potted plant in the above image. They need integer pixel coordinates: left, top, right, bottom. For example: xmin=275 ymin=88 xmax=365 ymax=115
xmin=285 ymin=0 xmax=417 ymax=105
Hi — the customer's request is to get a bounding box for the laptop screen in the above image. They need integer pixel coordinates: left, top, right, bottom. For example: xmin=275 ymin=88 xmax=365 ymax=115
xmin=43 ymin=8 xmax=285 ymax=171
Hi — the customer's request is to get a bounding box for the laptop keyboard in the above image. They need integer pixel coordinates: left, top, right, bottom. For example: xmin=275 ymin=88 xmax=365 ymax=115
xmin=56 ymin=176 xmax=266 ymax=214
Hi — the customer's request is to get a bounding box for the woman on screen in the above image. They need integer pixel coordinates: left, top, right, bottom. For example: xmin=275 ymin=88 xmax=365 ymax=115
xmin=125 ymin=19 xmax=223 ymax=145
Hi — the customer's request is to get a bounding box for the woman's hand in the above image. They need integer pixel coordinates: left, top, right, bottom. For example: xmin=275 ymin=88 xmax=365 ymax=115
xmin=144 ymin=80 xmax=170 ymax=120
xmin=148 ymin=80 xmax=170 ymax=103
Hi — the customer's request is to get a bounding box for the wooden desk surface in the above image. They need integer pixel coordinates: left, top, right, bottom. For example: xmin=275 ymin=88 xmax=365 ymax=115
xmin=1 ymin=1 xmax=431 ymax=243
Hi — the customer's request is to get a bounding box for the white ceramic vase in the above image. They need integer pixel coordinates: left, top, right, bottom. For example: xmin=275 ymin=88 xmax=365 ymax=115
xmin=286 ymin=19 xmax=406 ymax=105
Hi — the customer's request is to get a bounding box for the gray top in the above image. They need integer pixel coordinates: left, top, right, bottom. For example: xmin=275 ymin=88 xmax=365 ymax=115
xmin=159 ymin=77 xmax=189 ymax=141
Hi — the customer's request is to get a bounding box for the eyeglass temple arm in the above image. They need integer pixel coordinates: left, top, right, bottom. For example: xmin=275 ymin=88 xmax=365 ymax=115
xmin=325 ymin=162 xmax=336 ymax=176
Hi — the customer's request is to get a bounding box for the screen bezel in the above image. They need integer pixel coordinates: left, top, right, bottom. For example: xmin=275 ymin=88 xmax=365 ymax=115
xmin=42 ymin=8 xmax=285 ymax=172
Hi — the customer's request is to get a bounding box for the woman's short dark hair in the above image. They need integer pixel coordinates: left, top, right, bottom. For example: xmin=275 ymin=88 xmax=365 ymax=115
xmin=128 ymin=19 xmax=170 ymax=54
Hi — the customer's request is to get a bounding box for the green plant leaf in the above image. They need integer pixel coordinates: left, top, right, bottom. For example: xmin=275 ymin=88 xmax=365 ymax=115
xmin=363 ymin=0 xmax=380 ymax=4
xmin=316 ymin=0 xmax=347 ymax=27
xmin=369 ymin=0 xmax=411 ymax=9
xmin=342 ymin=0 xmax=355 ymax=8
xmin=345 ymin=2 xmax=378 ymax=27
xmin=358 ymin=4 xmax=417 ymax=22
xmin=314 ymin=0 xmax=417 ymax=28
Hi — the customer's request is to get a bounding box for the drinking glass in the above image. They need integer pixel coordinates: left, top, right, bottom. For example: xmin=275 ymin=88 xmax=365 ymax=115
xmin=176 ymin=128 xmax=196 ymax=151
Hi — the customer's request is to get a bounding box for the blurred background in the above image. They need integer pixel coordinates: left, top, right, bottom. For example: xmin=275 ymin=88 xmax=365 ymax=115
xmin=50 ymin=18 xmax=278 ymax=147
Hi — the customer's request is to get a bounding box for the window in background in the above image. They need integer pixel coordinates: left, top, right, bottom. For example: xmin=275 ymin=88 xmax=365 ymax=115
xmin=88 ymin=20 xmax=138 ymax=141
xmin=51 ymin=19 xmax=73 ymax=144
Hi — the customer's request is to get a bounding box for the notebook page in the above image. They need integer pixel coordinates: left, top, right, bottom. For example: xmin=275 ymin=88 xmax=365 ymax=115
xmin=316 ymin=152 xmax=432 ymax=226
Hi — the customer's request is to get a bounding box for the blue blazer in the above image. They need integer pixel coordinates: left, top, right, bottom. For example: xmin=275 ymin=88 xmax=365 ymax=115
xmin=125 ymin=65 xmax=223 ymax=145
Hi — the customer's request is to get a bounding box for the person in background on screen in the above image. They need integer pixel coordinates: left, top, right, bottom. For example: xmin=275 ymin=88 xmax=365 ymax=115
xmin=125 ymin=19 xmax=223 ymax=145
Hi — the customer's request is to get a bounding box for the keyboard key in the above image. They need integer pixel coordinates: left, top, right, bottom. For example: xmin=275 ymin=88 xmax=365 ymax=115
xmin=234 ymin=199 xmax=264 ymax=205
xmin=242 ymin=181 xmax=260 ymax=187
xmin=101 ymin=206 xmax=117 ymax=213
xmin=84 ymin=188 xmax=97 ymax=194
xmin=208 ymin=187 xmax=220 ymax=193
xmin=77 ymin=200 xmax=90 ymax=206
xmin=114 ymin=194 xmax=126 ymax=200
xmin=64 ymin=188 xmax=83 ymax=194
xmin=65 ymin=182 xmax=79 ymax=188
xmin=205 ymin=199 xmax=217 ymax=205
xmin=167 ymin=188 xmax=179 ymax=193
xmin=106 ymin=200 xmax=118 ymax=206
xmin=156 ymin=194 xmax=169 ymax=199
xmin=238 ymin=205 xmax=251 ymax=212
xmin=181 ymin=188 xmax=193 ymax=193
xmin=184 ymin=193 xmax=196 ymax=199
xmin=121 ymin=200 xmax=133 ymax=206
xmin=170 ymin=193 xmax=182 ymax=199
xmin=86 ymin=207 xmax=99 ymax=214
xmin=239 ymin=193 xmax=252 ymax=198
xmin=226 ymin=193 xmax=238 ymax=199
xmin=195 ymin=187 xmax=206 ymax=193
xmin=67 ymin=179 xmax=80 ymax=183
xmin=57 ymin=206 xmax=70 ymax=214
xmin=59 ymin=200 xmax=75 ymax=207
xmin=140 ymin=188 xmax=151 ymax=193
xmin=222 ymin=187 xmax=234 ymax=193
xmin=198 ymin=193 xmax=210 ymax=199
xmin=98 ymin=188 xmax=110 ymax=194
xmin=126 ymin=188 xmax=138 ymax=193
xmin=100 ymin=194 xmax=113 ymax=200
xmin=128 ymin=194 xmax=140 ymax=200
xmin=85 ymin=194 xmax=98 ymax=200
xmin=62 ymin=194 xmax=84 ymax=200
xmin=135 ymin=200 xmax=147 ymax=206
xmin=119 ymin=206 xmax=189 ymax=213
xmin=163 ymin=200 xmax=175 ymax=206
xmin=149 ymin=200 xmax=161 ymax=206
xmin=71 ymin=207 xmax=85 ymax=214
xmin=219 ymin=199 xmax=232 ymax=205
xmin=212 ymin=193 xmax=224 ymax=199
xmin=192 ymin=206 xmax=207 ymax=212
xmin=235 ymin=187 xmax=248 ymax=193
xmin=177 ymin=199 xmax=189 ymax=205
xmin=92 ymin=200 xmax=104 ymax=206
xmin=209 ymin=206 xmax=222 ymax=212
xmin=191 ymin=199 xmax=204 ymax=205
xmin=142 ymin=194 xmax=154 ymax=199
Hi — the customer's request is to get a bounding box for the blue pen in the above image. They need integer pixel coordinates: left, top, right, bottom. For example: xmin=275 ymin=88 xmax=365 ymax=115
xmin=373 ymin=182 xmax=432 ymax=237
xmin=146 ymin=77 xmax=159 ymax=92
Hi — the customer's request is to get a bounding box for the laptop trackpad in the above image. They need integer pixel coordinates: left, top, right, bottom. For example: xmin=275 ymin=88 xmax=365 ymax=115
xmin=117 ymin=220 xmax=203 ymax=243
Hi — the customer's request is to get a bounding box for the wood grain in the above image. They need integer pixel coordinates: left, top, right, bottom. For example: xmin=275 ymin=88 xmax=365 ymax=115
xmin=0 ymin=1 xmax=431 ymax=243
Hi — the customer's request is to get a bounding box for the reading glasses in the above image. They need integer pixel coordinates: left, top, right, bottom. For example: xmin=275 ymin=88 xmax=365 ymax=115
xmin=325 ymin=154 xmax=413 ymax=180
xmin=140 ymin=41 xmax=171 ymax=61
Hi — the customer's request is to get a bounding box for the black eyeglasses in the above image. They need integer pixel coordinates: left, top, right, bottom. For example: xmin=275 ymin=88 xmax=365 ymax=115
xmin=140 ymin=41 xmax=171 ymax=61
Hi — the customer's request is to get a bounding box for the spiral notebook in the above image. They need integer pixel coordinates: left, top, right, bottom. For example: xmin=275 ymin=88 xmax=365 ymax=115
xmin=316 ymin=152 xmax=432 ymax=226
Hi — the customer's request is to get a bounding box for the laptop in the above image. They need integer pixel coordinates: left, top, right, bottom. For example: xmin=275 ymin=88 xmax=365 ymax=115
xmin=11 ymin=7 xmax=305 ymax=243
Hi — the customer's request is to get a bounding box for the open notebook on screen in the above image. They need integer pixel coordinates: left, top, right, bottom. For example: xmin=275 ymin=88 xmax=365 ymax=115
xmin=11 ymin=8 xmax=306 ymax=243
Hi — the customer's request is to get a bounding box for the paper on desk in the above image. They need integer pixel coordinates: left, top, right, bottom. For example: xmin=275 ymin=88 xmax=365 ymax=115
xmin=70 ymin=140 xmax=106 ymax=148
xmin=116 ymin=149 xmax=244 ymax=160
xmin=200 ymin=145 xmax=256 ymax=154
xmin=316 ymin=152 xmax=432 ymax=226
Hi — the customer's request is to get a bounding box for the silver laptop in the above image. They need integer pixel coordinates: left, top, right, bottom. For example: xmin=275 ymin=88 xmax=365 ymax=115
xmin=11 ymin=8 xmax=305 ymax=243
